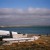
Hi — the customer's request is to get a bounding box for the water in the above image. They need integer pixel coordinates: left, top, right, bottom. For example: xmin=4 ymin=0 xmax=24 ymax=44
xmin=0 ymin=26 xmax=50 ymax=34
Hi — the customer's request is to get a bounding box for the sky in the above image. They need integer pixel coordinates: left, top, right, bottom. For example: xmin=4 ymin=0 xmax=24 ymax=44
xmin=0 ymin=0 xmax=50 ymax=26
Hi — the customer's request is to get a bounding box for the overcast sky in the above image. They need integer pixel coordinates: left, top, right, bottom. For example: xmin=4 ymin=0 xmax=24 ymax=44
xmin=0 ymin=0 xmax=50 ymax=26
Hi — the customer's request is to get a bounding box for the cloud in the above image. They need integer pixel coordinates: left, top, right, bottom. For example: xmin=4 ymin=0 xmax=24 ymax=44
xmin=0 ymin=7 xmax=50 ymax=26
